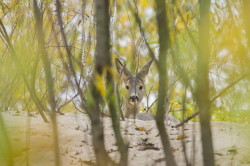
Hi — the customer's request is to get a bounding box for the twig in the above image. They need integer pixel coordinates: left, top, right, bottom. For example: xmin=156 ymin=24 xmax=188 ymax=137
xmin=0 ymin=18 xmax=49 ymax=123
xmin=57 ymin=93 xmax=79 ymax=111
xmin=55 ymin=0 xmax=87 ymax=112
xmin=127 ymin=0 xmax=159 ymax=67
xmin=116 ymin=84 xmax=125 ymax=120
xmin=175 ymin=72 xmax=250 ymax=128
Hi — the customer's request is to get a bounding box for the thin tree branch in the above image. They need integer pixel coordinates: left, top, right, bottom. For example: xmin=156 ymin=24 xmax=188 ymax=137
xmin=175 ymin=72 xmax=249 ymax=128
xmin=0 ymin=19 xmax=49 ymax=123
xmin=55 ymin=0 xmax=87 ymax=112
xmin=127 ymin=0 xmax=159 ymax=67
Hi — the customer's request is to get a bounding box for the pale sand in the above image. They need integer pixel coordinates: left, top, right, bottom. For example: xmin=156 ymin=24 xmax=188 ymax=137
xmin=1 ymin=111 xmax=250 ymax=166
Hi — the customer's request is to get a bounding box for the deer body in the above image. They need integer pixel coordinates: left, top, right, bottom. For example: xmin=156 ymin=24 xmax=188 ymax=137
xmin=115 ymin=58 xmax=154 ymax=120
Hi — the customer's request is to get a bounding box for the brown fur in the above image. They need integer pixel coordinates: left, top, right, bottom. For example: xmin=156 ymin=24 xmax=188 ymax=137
xmin=115 ymin=58 xmax=153 ymax=119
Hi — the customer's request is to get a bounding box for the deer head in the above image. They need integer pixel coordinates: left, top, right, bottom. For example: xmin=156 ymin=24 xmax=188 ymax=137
xmin=115 ymin=58 xmax=153 ymax=117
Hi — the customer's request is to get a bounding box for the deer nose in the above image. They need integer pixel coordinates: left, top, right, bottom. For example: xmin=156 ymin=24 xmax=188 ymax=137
xmin=130 ymin=96 xmax=139 ymax=102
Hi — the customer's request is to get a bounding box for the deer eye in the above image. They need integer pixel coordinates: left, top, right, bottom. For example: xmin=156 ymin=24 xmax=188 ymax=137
xmin=126 ymin=85 xmax=129 ymax=90
xmin=139 ymin=86 xmax=143 ymax=90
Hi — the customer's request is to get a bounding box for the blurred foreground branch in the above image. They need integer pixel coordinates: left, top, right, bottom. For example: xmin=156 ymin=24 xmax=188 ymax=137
xmin=197 ymin=0 xmax=214 ymax=165
xmin=33 ymin=0 xmax=61 ymax=165
xmin=154 ymin=0 xmax=177 ymax=165
xmin=0 ymin=19 xmax=48 ymax=123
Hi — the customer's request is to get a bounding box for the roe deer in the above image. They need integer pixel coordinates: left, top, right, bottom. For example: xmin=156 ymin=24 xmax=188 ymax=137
xmin=115 ymin=58 xmax=155 ymax=121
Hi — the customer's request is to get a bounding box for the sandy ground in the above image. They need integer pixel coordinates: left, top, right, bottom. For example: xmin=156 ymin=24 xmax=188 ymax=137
xmin=1 ymin=111 xmax=250 ymax=166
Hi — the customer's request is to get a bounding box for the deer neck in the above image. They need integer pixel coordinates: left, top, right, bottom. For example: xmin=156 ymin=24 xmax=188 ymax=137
xmin=125 ymin=102 xmax=140 ymax=118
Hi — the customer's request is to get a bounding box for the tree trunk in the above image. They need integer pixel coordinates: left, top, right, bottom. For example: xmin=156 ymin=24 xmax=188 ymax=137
xmin=0 ymin=114 xmax=13 ymax=166
xmin=154 ymin=0 xmax=177 ymax=165
xmin=33 ymin=1 xmax=60 ymax=165
xmin=86 ymin=0 xmax=117 ymax=165
xmin=242 ymin=0 xmax=250 ymax=50
xmin=197 ymin=0 xmax=215 ymax=165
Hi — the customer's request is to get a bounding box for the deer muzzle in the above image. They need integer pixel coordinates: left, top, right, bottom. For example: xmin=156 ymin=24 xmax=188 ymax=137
xmin=130 ymin=95 xmax=139 ymax=104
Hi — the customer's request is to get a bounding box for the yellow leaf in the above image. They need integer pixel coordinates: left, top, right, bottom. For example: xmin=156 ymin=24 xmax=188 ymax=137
xmin=94 ymin=73 xmax=106 ymax=97
xmin=139 ymin=107 xmax=147 ymax=112
xmin=141 ymin=0 xmax=150 ymax=7
xmin=31 ymin=132 xmax=37 ymax=136
xmin=176 ymin=21 xmax=185 ymax=32
xmin=177 ymin=134 xmax=188 ymax=140
xmin=186 ymin=12 xmax=190 ymax=24
xmin=85 ymin=55 xmax=92 ymax=65
xmin=135 ymin=126 xmax=146 ymax=131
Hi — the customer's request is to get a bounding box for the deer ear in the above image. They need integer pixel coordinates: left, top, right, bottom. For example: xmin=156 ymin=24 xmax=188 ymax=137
xmin=115 ymin=58 xmax=132 ymax=82
xmin=136 ymin=59 xmax=153 ymax=82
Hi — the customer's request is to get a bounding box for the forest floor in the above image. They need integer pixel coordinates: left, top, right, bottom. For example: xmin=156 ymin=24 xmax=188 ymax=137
xmin=1 ymin=111 xmax=250 ymax=166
